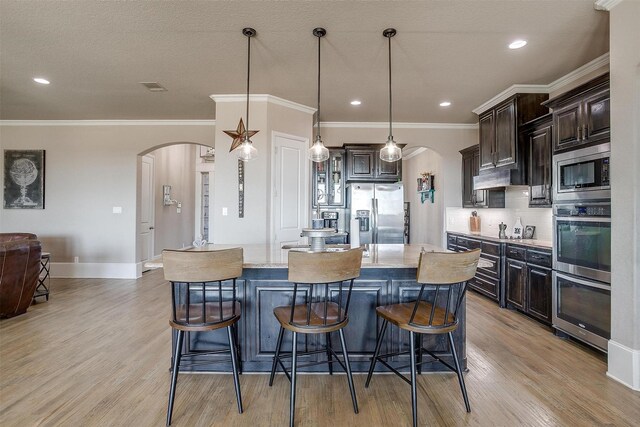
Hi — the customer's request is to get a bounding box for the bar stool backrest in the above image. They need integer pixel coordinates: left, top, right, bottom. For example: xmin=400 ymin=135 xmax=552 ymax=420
xmin=286 ymin=247 xmax=364 ymax=330
xmin=162 ymin=248 xmax=243 ymax=329
xmin=410 ymin=249 xmax=481 ymax=330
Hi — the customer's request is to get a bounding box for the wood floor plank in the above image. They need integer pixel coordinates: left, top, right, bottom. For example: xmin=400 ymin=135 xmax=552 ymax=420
xmin=1 ymin=269 xmax=638 ymax=426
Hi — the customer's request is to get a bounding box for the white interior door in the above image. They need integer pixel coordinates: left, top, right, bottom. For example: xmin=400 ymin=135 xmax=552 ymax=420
xmin=139 ymin=155 xmax=155 ymax=269
xmin=271 ymin=133 xmax=309 ymax=248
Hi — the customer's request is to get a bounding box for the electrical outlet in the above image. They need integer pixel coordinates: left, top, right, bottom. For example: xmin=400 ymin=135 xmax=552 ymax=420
xmin=73 ymin=256 xmax=79 ymax=263
xmin=222 ymin=207 xmax=228 ymax=216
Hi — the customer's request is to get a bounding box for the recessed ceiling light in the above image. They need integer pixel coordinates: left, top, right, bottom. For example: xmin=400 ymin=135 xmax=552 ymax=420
xmin=33 ymin=77 xmax=50 ymax=85
xmin=439 ymin=101 xmax=452 ymax=107
xmin=509 ymin=40 xmax=527 ymax=49
xmin=350 ymin=100 xmax=361 ymax=106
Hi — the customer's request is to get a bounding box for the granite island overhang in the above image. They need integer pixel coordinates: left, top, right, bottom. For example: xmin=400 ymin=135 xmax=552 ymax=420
xmin=156 ymin=244 xmax=468 ymax=373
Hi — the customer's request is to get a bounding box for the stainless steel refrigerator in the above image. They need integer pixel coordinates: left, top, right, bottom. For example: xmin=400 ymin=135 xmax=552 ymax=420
xmin=347 ymin=183 xmax=405 ymax=244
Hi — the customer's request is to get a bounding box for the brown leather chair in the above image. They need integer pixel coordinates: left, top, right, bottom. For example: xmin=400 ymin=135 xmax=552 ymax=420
xmin=0 ymin=238 xmax=42 ymax=318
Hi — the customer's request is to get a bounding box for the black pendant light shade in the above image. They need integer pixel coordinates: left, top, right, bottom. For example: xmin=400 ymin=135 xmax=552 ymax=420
xmin=380 ymin=28 xmax=402 ymax=163
xmin=308 ymin=27 xmax=330 ymax=163
xmin=237 ymin=27 xmax=258 ymax=161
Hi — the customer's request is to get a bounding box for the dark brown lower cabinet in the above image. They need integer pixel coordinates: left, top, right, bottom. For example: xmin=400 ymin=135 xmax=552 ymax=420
xmin=527 ymin=265 xmax=552 ymax=324
xmin=505 ymin=245 xmax=552 ymax=325
xmin=506 ymin=259 xmax=526 ymax=310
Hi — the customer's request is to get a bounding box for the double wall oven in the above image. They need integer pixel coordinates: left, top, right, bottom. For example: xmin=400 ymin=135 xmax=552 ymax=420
xmin=552 ymin=142 xmax=611 ymax=352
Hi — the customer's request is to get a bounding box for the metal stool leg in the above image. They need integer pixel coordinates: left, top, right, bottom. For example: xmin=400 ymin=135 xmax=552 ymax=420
xmin=326 ymin=332 xmax=333 ymax=375
xmin=417 ymin=333 xmax=424 ymax=375
xmin=227 ymin=326 xmax=243 ymax=414
xmin=365 ymin=319 xmax=388 ymax=388
xmin=339 ymin=329 xmax=358 ymax=414
xmin=448 ymin=331 xmax=471 ymax=412
xmin=289 ymin=331 xmax=298 ymax=427
xmin=233 ymin=323 xmax=243 ymax=375
xmin=166 ymin=329 xmax=184 ymax=426
xmin=409 ymin=331 xmax=418 ymax=427
xmin=269 ymin=326 xmax=285 ymax=386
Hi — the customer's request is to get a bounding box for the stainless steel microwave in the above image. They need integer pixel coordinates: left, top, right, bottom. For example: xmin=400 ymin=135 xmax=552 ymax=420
xmin=553 ymin=143 xmax=610 ymax=202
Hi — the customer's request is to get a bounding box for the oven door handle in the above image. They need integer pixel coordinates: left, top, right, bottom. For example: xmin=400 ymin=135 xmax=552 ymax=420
xmin=554 ymin=216 xmax=611 ymax=223
xmin=555 ymin=271 xmax=611 ymax=290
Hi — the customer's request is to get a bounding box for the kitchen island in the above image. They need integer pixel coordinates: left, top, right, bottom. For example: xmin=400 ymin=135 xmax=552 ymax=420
xmin=160 ymin=243 xmax=468 ymax=373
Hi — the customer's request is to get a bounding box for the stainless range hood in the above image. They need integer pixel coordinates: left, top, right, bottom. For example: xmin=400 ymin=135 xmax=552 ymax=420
xmin=473 ymin=168 xmax=526 ymax=190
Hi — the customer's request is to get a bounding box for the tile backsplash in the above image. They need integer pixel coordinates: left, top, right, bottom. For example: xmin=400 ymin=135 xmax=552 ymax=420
xmin=446 ymin=186 xmax=553 ymax=241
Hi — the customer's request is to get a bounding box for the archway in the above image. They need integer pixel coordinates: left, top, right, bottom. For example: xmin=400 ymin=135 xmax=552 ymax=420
xmin=136 ymin=142 xmax=214 ymax=270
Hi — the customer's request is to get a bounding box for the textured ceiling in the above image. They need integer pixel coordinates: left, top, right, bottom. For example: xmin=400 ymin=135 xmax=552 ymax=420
xmin=0 ymin=1 xmax=609 ymax=123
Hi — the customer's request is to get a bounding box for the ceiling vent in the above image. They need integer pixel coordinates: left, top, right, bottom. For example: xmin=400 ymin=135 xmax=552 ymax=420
xmin=140 ymin=82 xmax=167 ymax=92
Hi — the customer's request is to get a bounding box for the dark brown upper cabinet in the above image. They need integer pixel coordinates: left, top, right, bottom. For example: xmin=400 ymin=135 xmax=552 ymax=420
xmin=460 ymin=145 xmax=504 ymax=208
xmin=312 ymin=149 xmax=346 ymax=208
xmin=544 ymin=73 xmax=610 ymax=154
xmin=521 ymin=114 xmax=553 ymax=207
xmin=345 ymin=145 xmax=402 ymax=182
xmin=478 ymin=93 xmax=549 ymax=174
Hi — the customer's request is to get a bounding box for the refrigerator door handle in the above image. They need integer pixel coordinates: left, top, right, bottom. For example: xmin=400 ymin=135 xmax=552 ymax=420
xmin=372 ymin=198 xmax=379 ymax=244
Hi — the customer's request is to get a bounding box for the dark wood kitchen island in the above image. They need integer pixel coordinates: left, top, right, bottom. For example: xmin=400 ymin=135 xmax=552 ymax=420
xmin=153 ymin=243 xmax=468 ymax=373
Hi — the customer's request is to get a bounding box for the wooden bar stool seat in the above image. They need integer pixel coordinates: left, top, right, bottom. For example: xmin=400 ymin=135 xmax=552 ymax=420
xmin=162 ymin=247 xmax=244 ymax=426
xmin=365 ymin=249 xmax=481 ymax=427
xmin=269 ymin=247 xmax=364 ymax=427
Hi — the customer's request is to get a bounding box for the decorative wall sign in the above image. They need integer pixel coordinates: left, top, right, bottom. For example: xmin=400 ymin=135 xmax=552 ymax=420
xmin=224 ymin=118 xmax=258 ymax=153
xmin=199 ymin=145 xmax=215 ymax=162
xmin=238 ymin=159 xmax=245 ymax=218
xmin=4 ymin=149 xmax=45 ymax=209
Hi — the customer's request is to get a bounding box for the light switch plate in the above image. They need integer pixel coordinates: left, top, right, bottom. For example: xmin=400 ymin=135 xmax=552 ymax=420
xmin=113 ymin=206 xmax=122 ymax=214
xmin=222 ymin=207 xmax=228 ymax=216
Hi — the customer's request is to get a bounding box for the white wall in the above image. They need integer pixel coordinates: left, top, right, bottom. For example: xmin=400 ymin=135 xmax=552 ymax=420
xmin=0 ymin=123 xmax=213 ymax=278
xmin=149 ymin=144 xmax=197 ymax=254
xmin=608 ymin=0 xmax=640 ymax=391
xmin=402 ymin=148 xmax=443 ymax=245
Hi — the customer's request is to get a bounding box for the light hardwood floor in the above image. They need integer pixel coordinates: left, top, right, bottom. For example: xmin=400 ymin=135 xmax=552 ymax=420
xmin=1 ymin=269 xmax=638 ymax=426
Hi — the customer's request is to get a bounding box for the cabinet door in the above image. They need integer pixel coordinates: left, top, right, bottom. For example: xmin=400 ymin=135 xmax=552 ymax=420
xmin=506 ymin=259 xmax=526 ymax=310
xmin=583 ymin=88 xmax=610 ymax=145
xmin=478 ymin=111 xmax=495 ymax=170
xmin=328 ymin=150 xmax=345 ymax=207
xmin=528 ymin=123 xmax=552 ymax=206
xmin=461 ymin=150 xmax=475 ymax=207
xmin=527 ymin=266 xmax=552 ymax=324
xmin=376 ymin=151 xmax=401 ymax=180
xmin=346 ymin=149 xmax=375 ymax=181
xmin=312 ymin=160 xmax=329 ymax=208
xmin=494 ymin=100 xmax=517 ymax=167
xmin=553 ymin=100 xmax=581 ymax=152
xmin=471 ymin=148 xmax=487 ymax=207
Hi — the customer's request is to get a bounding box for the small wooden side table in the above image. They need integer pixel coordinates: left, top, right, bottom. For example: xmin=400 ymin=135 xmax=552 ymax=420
xmin=33 ymin=252 xmax=51 ymax=302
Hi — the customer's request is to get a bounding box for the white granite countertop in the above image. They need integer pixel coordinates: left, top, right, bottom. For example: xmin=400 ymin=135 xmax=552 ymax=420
xmin=447 ymin=231 xmax=552 ymax=250
xmin=146 ymin=243 xmax=449 ymax=269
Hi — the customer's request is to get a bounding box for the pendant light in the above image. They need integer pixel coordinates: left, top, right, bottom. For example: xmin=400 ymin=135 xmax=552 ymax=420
xmin=308 ymin=27 xmax=330 ymax=163
xmin=237 ymin=27 xmax=258 ymax=161
xmin=379 ymin=28 xmax=402 ymax=163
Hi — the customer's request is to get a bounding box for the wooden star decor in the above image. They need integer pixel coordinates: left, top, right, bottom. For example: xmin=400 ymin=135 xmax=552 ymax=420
xmin=223 ymin=118 xmax=259 ymax=152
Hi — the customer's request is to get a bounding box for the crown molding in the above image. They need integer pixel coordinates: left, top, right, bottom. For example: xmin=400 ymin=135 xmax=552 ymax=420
xmin=594 ymin=0 xmax=623 ymax=11
xmin=547 ymin=52 xmax=610 ymax=93
xmin=472 ymin=52 xmax=610 ymax=115
xmin=322 ymin=122 xmax=478 ymax=130
xmin=0 ymin=120 xmax=215 ymax=126
xmin=209 ymin=94 xmax=316 ymax=115
xmin=402 ymin=147 xmax=428 ymax=160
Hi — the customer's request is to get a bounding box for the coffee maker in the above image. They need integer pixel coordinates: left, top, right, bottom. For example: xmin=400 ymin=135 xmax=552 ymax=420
xmin=321 ymin=211 xmax=339 ymax=231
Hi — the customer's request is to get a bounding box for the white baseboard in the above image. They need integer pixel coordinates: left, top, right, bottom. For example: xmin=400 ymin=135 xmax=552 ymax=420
xmin=51 ymin=262 xmax=139 ymax=279
xmin=607 ymin=340 xmax=640 ymax=391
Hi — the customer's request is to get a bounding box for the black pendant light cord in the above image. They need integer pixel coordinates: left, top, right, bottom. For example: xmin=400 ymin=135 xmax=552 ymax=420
xmin=317 ymin=32 xmax=321 ymax=137
xmin=387 ymin=32 xmax=393 ymax=140
xmin=246 ymin=31 xmax=251 ymax=139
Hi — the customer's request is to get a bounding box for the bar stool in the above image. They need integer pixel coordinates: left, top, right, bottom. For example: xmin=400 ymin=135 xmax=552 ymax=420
xmin=365 ymin=249 xmax=480 ymax=427
xmin=269 ymin=247 xmax=363 ymax=427
xmin=162 ymin=248 xmax=244 ymax=426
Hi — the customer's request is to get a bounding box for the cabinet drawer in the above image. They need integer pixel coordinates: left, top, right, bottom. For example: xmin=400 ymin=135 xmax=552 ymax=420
xmin=467 ymin=239 xmax=481 ymax=250
xmin=456 ymin=237 xmax=469 ymax=249
xmin=470 ymin=273 xmax=499 ymax=301
xmin=447 ymin=234 xmax=457 ymax=245
xmin=527 ymin=249 xmax=552 ymax=268
xmin=481 ymin=241 xmax=501 ymax=256
xmin=478 ymin=254 xmax=500 ymax=279
xmin=506 ymin=245 xmax=526 ymax=261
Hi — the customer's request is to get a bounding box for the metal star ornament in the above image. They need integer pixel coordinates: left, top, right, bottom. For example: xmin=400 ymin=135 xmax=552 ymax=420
xmin=224 ymin=118 xmax=258 ymax=152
